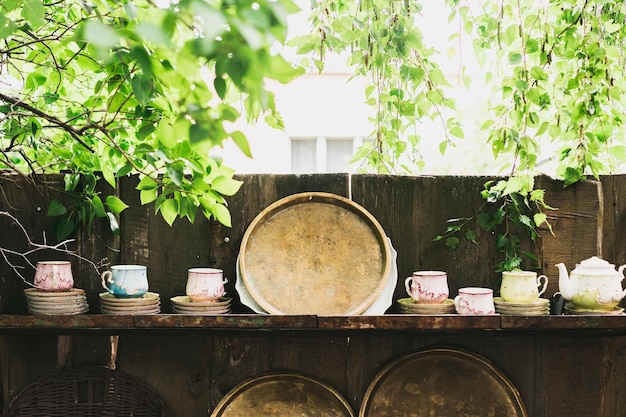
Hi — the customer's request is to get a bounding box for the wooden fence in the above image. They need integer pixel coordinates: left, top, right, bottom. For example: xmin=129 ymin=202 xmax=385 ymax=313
xmin=0 ymin=173 xmax=624 ymax=416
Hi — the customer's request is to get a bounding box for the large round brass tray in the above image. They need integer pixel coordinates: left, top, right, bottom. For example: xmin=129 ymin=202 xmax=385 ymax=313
xmin=210 ymin=372 xmax=355 ymax=417
xmin=359 ymin=347 xmax=528 ymax=417
xmin=239 ymin=192 xmax=391 ymax=315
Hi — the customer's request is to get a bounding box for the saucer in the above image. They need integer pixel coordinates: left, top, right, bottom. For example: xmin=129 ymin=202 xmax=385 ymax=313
xmin=170 ymin=296 xmax=231 ymax=307
xmin=171 ymin=296 xmax=232 ymax=315
xmin=494 ymin=297 xmax=549 ymax=316
xmin=24 ymin=288 xmax=89 ymax=315
xmin=564 ymin=303 xmax=625 ymax=315
xmin=493 ymin=297 xmax=549 ymax=307
xmin=100 ymin=292 xmax=160 ymax=315
xmin=397 ymin=298 xmax=455 ymax=314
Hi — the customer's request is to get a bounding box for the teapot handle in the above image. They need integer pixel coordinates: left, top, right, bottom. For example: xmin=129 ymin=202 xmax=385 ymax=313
xmin=619 ymin=265 xmax=626 ymax=280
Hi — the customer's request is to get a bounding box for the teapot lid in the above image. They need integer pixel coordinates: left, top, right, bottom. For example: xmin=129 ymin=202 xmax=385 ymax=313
xmin=574 ymin=256 xmax=615 ymax=273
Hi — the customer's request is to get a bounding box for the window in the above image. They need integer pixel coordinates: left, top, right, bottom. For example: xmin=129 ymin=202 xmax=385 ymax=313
xmin=290 ymin=137 xmax=371 ymax=174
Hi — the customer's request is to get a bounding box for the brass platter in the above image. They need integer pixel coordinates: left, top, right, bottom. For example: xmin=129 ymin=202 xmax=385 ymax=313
xmin=239 ymin=192 xmax=391 ymax=315
xmin=359 ymin=347 xmax=528 ymax=417
xmin=210 ymin=372 xmax=355 ymax=417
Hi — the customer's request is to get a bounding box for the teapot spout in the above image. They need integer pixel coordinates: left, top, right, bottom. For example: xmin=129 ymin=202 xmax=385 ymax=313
xmin=556 ymin=263 xmax=574 ymax=300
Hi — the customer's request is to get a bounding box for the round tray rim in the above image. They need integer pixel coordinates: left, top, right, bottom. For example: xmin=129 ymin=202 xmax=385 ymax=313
xmin=239 ymin=192 xmax=392 ymax=315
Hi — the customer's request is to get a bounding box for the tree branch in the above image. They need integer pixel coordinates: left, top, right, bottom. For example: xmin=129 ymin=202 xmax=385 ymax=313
xmin=0 ymin=92 xmax=95 ymax=153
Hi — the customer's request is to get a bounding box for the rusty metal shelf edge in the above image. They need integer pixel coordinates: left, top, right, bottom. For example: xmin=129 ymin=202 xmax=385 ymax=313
xmin=0 ymin=314 xmax=625 ymax=333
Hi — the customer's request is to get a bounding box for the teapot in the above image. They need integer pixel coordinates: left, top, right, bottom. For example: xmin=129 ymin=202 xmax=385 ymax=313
xmin=556 ymin=256 xmax=626 ymax=310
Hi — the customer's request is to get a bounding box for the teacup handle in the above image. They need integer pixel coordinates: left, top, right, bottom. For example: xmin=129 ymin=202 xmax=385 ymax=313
xmin=101 ymin=271 xmax=114 ymax=294
xmin=537 ymin=274 xmax=548 ymax=297
xmin=404 ymin=277 xmax=413 ymax=296
xmin=453 ymin=295 xmax=463 ymax=313
xmin=223 ymin=277 xmax=229 ymax=284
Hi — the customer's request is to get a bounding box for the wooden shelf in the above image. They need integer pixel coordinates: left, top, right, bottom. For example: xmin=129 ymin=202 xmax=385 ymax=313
xmin=0 ymin=314 xmax=625 ymax=334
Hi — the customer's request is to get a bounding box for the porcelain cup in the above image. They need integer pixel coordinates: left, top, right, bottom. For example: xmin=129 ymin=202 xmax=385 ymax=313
xmin=454 ymin=287 xmax=495 ymax=315
xmin=500 ymin=270 xmax=548 ymax=303
xmin=33 ymin=261 xmax=74 ymax=291
xmin=186 ymin=268 xmax=227 ymax=302
xmin=404 ymin=271 xmax=449 ymax=304
xmin=101 ymin=265 xmax=148 ymax=298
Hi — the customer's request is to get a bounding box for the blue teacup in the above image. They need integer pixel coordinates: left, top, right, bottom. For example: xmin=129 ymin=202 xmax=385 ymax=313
xmin=101 ymin=265 xmax=148 ymax=298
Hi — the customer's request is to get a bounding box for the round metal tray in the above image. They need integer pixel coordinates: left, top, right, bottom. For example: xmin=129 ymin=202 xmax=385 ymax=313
xmin=210 ymin=372 xmax=355 ymax=417
xmin=360 ymin=347 xmax=528 ymax=417
xmin=239 ymin=192 xmax=391 ymax=315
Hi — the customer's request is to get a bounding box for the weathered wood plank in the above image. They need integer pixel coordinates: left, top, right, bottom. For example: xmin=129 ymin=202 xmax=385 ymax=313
xmin=351 ymin=175 xmax=502 ymax=305
xmin=536 ymin=177 xmax=603 ymax=296
xmin=599 ymin=175 xmax=626 ymax=267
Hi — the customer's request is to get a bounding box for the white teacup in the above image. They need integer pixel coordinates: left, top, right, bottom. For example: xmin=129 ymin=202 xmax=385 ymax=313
xmin=33 ymin=261 xmax=74 ymax=291
xmin=454 ymin=287 xmax=495 ymax=315
xmin=404 ymin=271 xmax=449 ymax=304
xmin=186 ymin=268 xmax=227 ymax=302
xmin=500 ymin=270 xmax=548 ymax=303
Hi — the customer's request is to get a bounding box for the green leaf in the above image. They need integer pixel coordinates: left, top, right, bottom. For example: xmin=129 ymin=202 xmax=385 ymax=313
xmin=105 ymin=195 xmax=129 ymax=214
xmin=47 ymin=199 xmax=67 ymax=217
xmin=495 ymin=234 xmax=509 ymax=249
xmin=0 ymin=15 xmax=17 ymax=39
xmin=508 ymin=52 xmax=522 ymax=65
xmin=533 ymin=213 xmax=547 ymax=227
xmin=131 ymin=73 xmax=152 ymax=106
xmin=91 ymin=195 xmax=106 ymax=218
xmin=81 ymin=20 xmax=121 ymax=50
xmin=22 ymin=0 xmax=44 ymax=29
xmin=140 ymin=188 xmax=158 ymax=205
xmin=211 ymin=176 xmax=243 ymax=196
xmin=445 ymin=236 xmax=459 ymax=251
xmin=136 ymin=176 xmax=159 ymax=191
xmin=210 ymin=203 xmax=232 ymax=227
xmin=158 ymin=198 xmax=178 ymax=226
xmin=563 ymin=167 xmax=582 ymax=186
xmin=231 ymin=130 xmax=252 ymax=158
xmin=54 ymin=216 xmax=75 ymax=240
xmin=166 ymin=163 xmax=184 ymax=187
xmin=465 ymin=228 xmax=477 ymax=244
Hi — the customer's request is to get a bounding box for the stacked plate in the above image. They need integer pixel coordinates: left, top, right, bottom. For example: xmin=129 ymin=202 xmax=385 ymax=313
xmin=494 ymin=297 xmax=549 ymax=316
xmin=171 ymin=296 xmax=232 ymax=315
xmin=564 ymin=303 xmax=625 ymax=315
xmin=99 ymin=292 xmax=161 ymax=315
xmin=397 ymin=298 xmax=455 ymax=314
xmin=24 ymin=288 xmax=88 ymax=315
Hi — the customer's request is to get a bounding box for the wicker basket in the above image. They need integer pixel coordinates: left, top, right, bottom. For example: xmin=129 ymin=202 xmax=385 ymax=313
xmin=2 ymin=365 xmax=165 ymax=417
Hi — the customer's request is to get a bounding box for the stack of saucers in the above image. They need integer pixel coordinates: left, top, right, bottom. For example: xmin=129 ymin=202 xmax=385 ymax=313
xmin=494 ymin=297 xmax=549 ymax=316
xmin=170 ymin=296 xmax=232 ymax=315
xmin=564 ymin=303 xmax=625 ymax=315
xmin=99 ymin=292 xmax=161 ymax=315
xmin=397 ymin=298 xmax=455 ymax=314
xmin=24 ymin=288 xmax=89 ymax=315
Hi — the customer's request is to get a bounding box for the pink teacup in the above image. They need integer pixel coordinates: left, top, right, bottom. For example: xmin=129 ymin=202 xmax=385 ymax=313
xmin=404 ymin=271 xmax=449 ymax=304
xmin=186 ymin=268 xmax=228 ymax=302
xmin=33 ymin=261 xmax=74 ymax=291
xmin=454 ymin=287 xmax=495 ymax=315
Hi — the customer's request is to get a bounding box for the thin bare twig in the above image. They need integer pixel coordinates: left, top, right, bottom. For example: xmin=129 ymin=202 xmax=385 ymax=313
xmin=0 ymin=210 xmax=108 ymax=286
